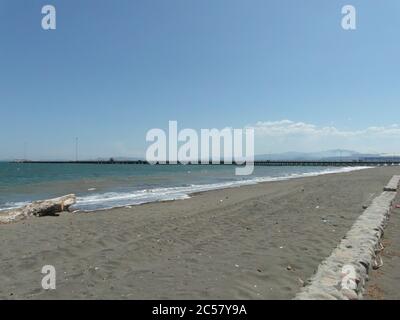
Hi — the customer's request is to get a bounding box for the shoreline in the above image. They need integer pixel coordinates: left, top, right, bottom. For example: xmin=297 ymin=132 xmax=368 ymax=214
xmin=70 ymin=166 xmax=375 ymax=212
xmin=1 ymin=165 xmax=373 ymax=213
xmin=1 ymin=166 xmax=399 ymax=299
xmin=99 ymin=166 xmax=372 ymax=213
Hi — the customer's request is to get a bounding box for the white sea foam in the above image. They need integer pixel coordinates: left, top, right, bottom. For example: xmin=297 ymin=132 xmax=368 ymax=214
xmin=72 ymin=166 xmax=371 ymax=211
xmin=0 ymin=201 xmax=31 ymax=211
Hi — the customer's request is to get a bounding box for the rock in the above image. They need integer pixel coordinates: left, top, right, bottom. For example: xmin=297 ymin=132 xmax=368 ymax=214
xmin=383 ymin=175 xmax=400 ymax=192
xmin=341 ymin=288 xmax=358 ymax=300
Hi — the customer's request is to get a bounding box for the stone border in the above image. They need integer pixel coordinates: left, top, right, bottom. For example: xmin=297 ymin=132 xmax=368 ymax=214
xmin=384 ymin=175 xmax=400 ymax=191
xmin=295 ymin=176 xmax=400 ymax=300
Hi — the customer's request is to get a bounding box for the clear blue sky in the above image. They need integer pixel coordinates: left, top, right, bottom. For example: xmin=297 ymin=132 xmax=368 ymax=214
xmin=1 ymin=0 xmax=400 ymax=159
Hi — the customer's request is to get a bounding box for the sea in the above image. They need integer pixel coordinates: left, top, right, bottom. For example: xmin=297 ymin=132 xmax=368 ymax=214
xmin=0 ymin=162 xmax=369 ymax=212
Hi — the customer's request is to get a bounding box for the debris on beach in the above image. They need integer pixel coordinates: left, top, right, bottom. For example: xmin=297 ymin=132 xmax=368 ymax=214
xmin=0 ymin=194 xmax=76 ymax=224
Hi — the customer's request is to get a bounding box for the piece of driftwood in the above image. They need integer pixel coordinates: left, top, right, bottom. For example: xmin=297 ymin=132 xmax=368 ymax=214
xmin=0 ymin=194 xmax=76 ymax=224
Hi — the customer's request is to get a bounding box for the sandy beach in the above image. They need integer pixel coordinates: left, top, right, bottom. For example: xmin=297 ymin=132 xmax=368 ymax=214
xmin=1 ymin=166 xmax=399 ymax=300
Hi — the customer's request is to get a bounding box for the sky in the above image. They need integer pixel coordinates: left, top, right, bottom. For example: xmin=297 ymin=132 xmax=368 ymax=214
xmin=1 ymin=0 xmax=400 ymax=159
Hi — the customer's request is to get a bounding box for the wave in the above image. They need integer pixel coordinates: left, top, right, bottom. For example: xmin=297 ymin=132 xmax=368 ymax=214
xmin=71 ymin=166 xmax=371 ymax=211
xmin=0 ymin=201 xmax=31 ymax=211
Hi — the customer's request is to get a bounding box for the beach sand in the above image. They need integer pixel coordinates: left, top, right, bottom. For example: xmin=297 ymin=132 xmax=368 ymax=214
xmin=1 ymin=166 xmax=399 ymax=300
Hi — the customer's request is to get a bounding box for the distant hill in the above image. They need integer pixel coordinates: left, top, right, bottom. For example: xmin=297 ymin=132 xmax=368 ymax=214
xmin=254 ymin=149 xmax=379 ymax=161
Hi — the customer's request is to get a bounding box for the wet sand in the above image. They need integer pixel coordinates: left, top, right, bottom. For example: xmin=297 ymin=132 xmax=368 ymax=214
xmin=0 ymin=166 xmax=399 ymax=299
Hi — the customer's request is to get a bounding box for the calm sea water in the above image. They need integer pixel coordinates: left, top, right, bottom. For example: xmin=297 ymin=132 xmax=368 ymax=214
xmin=0 ymin=162 xmax=367 ymax=211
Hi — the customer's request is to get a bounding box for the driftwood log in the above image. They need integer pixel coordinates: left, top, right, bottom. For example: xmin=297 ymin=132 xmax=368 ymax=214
xmin=0 ymin=194 xmax=76 ymax=224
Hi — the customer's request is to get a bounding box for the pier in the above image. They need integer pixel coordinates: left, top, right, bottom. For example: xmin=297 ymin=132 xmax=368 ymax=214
xmin=12 ymin=160 xmax=400 ymax=167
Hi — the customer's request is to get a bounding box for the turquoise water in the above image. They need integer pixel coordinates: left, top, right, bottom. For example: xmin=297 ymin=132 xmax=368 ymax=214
xmin=0 ymin=162 xmax=366 ymax=211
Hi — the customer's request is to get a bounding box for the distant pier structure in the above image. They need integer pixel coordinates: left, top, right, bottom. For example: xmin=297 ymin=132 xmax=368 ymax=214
xmin=12 ymin=159 xmax=400 ymax=167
